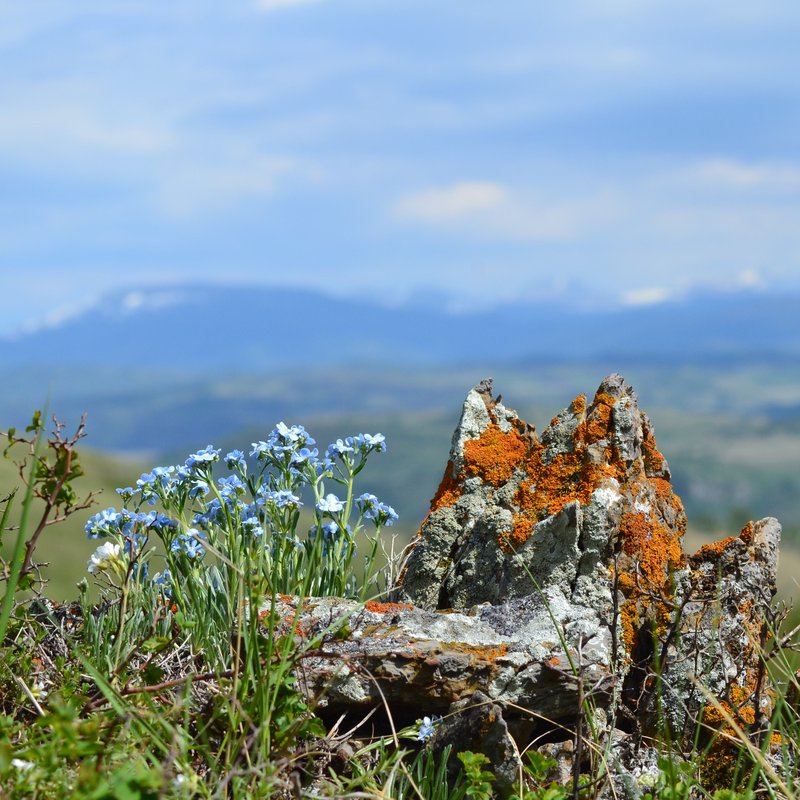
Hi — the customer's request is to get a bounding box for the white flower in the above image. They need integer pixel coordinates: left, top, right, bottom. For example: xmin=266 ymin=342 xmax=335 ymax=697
xmin=87 ymin=541 xmax=123 ymax=574
xmin=316 ymin=493 xmax=344 ymax=514
xmin=11 ymin=758 xmax=34 ymax=771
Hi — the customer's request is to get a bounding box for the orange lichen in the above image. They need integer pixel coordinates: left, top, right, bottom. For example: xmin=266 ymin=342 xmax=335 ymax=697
xmin=364 ymin=601 xmax=414 ymax=614
xmin=702 ymin=684 xmax=757 ymax=727
xmin=615 ymin=510 xmax=685 ymax=657
xmin=499 ymin=389 xmax=677 ymax=556
xmin=463 ymin=423 xmax=528 ymax=485
xmin=620 ymin=512 xmax=684 ymax=589
xmin=571 ymin=393 xmax=587 ymax=418
xmin=691 ymin=536 xmax=737 ymax=564
xmin=698 ymin=664 xmax=774 ymax=788
xmin=739 ymin=521 xmax=754 ymax=545
xmin=620 ymin=596 xmax=641 ymax=654
xmin=500 ymin=513 xmax=534 ymax=552
xmin=429 ymin=459 xmax=463 ymax=512
xmin=444 ymin=642 xmax=508 ymax=660
xmin=585 ymin=392 xmax=615 ymax=443
xmin=641 ymin=419 xmax=665 ymax=474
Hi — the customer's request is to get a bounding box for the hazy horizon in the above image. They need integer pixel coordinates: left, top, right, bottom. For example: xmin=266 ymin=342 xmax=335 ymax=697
xmin=2 ymin=2 xmax=800 ymax=334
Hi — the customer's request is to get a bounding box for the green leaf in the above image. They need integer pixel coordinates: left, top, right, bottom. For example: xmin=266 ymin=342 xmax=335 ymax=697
xmin=142 ymin=664 xmax=165 ymax=685
xmin=140 ymin=636 xmax=171 ymax=654
xmin=25 ymin=410 xmax=42 ymax=433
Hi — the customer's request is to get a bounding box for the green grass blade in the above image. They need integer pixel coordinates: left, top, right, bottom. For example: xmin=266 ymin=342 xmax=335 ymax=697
xmin=0 ymin=433 xmax=44 ymax=643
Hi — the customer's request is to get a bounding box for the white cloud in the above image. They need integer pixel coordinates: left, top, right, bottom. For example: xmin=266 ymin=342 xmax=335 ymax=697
xmin=393 ymin=180 xmax=620 ymax=242
xmin=395 ymin=181 xmax=508 ymax=221
xmin=682 ymin=159 xmax=800 ymax=190
xmin=621 ymin=287 xmax=674 ymax=307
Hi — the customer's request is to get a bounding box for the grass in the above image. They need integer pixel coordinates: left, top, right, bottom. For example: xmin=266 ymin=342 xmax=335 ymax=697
xmin=0 ymin=447 xmax=149 ymax=600
xmin=1 ymin=414 xmax=800 ymax=799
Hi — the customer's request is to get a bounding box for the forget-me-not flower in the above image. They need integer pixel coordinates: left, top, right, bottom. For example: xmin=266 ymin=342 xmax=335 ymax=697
xmin=417 ymin=716 xmax=439 ymax=742
xmin=316 ymin=494 xmax=344 ymax=514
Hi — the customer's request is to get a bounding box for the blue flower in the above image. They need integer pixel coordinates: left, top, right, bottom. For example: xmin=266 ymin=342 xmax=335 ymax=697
xmin=189 ymin=479 xmax=210 ymax=499
xmin=85 ymin=507 xmax=123 ymax=539
xmin=356 ymin=493 xmax=379 ymax=514
xmin=290 ymin=447 xmax=318 ymax=467
xmin=315 ymin=457 xmax=334 ymax=477
xmin=139 ymin=512 xmax=178 ymax=532
xmin=225 ymin=449 xmax=246 ymax=471
xmin=274 ymin=422 xmax=315 ymax=446
xmin=309 ymin=521 xmax=350 ymax=556
xmin=170 ymin=529 xmax=206 ymax=560
xmin=266 ymin=489 xmax=302 ymax=510
xmin=355 ymin=494 xmax=398 ymax=526
xmin=152 ymin=569 xmax=173 ymax=598
xmin=185 ymin=445 xmax=220 ymax=472
xmin=417 ymin=716 xmax=438 ymax=742
xmin=316 ymin=494 xmax=344 ymax=514
xmin=347 ymin=433 xmax=387 ymax=454
xmin=115 ymin=487 xmax=138 ymax=501
xmin=137 ymin=466 xmax=176 ymax=504
xmin=218 ymin=475 xmax=246 ymax=499
xmin=362 ymin=433 xmax=386 ymax=452
xmin=374 ymin=502 xmax=398 ymax=527
xmin=320 ymin=521 xmax=340 ymax=539
xmin=242 ymin=513 xmax=265 ymax=538
xmin=326 ymin=439 xmax=354 ymax=459
xmin=193 ymin=498 xmax=224 ymax=529
xmin=250 ymin=440 xmax=272 ymax=461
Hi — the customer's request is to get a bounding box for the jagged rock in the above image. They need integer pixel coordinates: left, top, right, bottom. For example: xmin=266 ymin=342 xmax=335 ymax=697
xmin=394 ymin=374 xmax=687 ymax=687
xmin=270 ymin=594 xmax=613 ymax=721
xmin=389 ymin=375 xmax=780 ymax=790
xmin=432 ymin=691 xmax=520 ymax=796
xmin=271 ymin=376 xmax=781 ymax=796
xmin=658 ymin=517 xmax=781 ymax=785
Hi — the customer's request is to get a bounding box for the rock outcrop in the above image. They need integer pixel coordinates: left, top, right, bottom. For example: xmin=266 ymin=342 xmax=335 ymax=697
xmin=390 ymin=375 xmax=781 ymax=791
xmin=276 ymin=376 xmax=782 ymax=797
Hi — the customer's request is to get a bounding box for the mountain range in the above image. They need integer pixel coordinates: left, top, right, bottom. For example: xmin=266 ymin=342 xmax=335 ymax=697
xmin=2 ymin=283 xmax=798 ymax=369
xmin=2 ymin=282 xmax=800 ymax=539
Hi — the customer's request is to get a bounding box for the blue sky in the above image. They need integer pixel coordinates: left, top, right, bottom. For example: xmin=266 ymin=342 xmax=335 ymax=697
xmin=2 ymin=0 xmax=800 ymax=334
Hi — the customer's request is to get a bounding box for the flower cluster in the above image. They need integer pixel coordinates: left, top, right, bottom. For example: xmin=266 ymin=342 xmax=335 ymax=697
xmin=355 ymin=493 xmax=398 ymax=527
xmin=82 ymin=423 xmax=397 ymax=602
xmin=87 ymin=541 xmax=123 ymax=575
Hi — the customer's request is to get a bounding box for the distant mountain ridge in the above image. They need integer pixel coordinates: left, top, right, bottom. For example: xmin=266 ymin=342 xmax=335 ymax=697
xmin=2 ymin=283 xmax=798 ymax=369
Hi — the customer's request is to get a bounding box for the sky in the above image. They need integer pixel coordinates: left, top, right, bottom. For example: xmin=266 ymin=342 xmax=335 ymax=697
xmin=2 ymin=0 xmax=800 ymax=334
